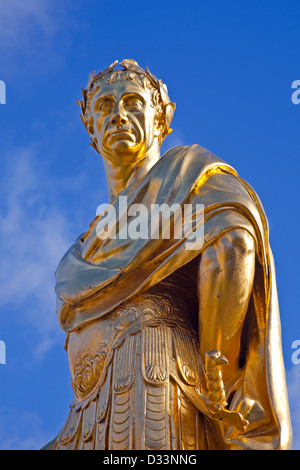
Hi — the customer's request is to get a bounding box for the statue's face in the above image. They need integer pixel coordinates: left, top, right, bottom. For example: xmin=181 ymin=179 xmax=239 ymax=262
xmin=91 ymin=80 xmax=159 ymax=164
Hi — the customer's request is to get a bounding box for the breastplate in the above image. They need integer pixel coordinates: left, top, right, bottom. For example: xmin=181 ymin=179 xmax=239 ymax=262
xmin=66 ymin=258 xmax=200 ymax=402
xmin=56 ymin=259 xmax=204 ymax=450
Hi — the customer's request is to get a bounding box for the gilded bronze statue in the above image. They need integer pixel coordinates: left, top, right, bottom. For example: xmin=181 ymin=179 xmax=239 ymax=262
xmin=44 ymin=60 xmax=292 ymax=450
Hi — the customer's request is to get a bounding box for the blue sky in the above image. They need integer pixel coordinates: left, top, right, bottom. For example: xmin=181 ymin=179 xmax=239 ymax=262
xmin=0 ymin=0 xmax=299 ymax=449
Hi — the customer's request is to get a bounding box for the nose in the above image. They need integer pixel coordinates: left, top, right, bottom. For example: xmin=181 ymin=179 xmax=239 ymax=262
xmin=111 ymin=114 xmax=128 ymax=126
xmin=110 ymin=104 xmax=128 ymax=127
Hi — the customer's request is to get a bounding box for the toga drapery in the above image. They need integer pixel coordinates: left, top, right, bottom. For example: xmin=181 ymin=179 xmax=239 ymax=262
xmin=53 ymin=144 xmax=292 ymax=450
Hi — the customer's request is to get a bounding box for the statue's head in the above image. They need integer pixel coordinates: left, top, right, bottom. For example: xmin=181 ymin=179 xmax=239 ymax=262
xmin=78 ymin=59 xmax=175 ymax=163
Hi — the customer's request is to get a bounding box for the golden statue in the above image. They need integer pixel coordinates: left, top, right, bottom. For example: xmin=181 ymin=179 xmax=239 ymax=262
xmin=45 ymin=60 xmax=292 ymax=450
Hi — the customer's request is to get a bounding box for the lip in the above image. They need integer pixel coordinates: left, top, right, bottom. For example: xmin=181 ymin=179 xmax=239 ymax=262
xmin=106 ymin=129 xmax=135 ymax=143
xmin=108 ymin=129 xmax=133 ymax=136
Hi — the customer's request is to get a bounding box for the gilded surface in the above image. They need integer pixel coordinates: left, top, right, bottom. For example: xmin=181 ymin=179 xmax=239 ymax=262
xmin=43 ymin=60 xmax=292 ymax=450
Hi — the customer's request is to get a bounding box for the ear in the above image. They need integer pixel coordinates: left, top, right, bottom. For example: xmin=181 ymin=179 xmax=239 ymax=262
xmin=153 ymin=114 xmax=164 ymax=139
xmin=165 ymin=102 xmax=176 ymax=129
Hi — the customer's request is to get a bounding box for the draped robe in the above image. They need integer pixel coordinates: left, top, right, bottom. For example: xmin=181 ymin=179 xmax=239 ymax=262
xmin=53 ymin=144 xmax=292 ymax=450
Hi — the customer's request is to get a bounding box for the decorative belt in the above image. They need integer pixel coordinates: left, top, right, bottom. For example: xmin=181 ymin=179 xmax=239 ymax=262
xmin=71 ymin=315 xmax=200 ymax=405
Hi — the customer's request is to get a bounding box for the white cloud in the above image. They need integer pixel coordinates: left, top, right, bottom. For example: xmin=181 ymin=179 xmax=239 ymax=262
xmin=161 ymin=127 xmax=185 ymax=154
xmin=0 ymin=406 xmax=53 ymax=450
xmin=0 ymin=0 xmax=59 ymax=41
xmin=0 ymin=0 xmax=71 ymax=77
xmin=0 ymin=146 xmax=75 ymax=359
xmin=286 ymin=366 xmax=300 ymax=450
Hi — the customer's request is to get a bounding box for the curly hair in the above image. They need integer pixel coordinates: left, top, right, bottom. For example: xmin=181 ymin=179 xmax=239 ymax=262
xmin=77 ymin=60 xmax=175 ymax=153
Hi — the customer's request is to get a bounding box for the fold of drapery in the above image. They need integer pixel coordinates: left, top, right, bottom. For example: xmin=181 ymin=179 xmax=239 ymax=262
xmin=54 ymin=143 xmax=292 ymax=449
xmin=55 ymin=144 xmax=266 ymax=330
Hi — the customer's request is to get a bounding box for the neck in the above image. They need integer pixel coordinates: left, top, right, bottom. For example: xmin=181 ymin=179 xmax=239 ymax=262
xmin=103 ymin=142 xmax=161 ymax=202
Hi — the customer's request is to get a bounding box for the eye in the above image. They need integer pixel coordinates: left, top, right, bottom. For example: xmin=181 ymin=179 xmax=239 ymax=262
xmin=97 ymin=100 xmax=113 ymax=113
xmin=125 ymin=98 xmax=143 ymax=109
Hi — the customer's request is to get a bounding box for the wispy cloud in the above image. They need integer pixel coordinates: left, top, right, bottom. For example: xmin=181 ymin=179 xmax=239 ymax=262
xmin=0 ymin=0 xmax=56 ymax=39
xmin=0 ymin=0 xmax=71 ymax=77
xmin=0 ymin=145 xmax=76 ymax=359
xmin=0 ymin=406 xmax=53 ymax=450
xmin=161 ymin=127 xmax=186 ymax=154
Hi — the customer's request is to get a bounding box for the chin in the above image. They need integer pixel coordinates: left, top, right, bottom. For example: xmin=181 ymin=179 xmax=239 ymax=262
xmin=113 ymin=139 xmax=136 ymax=151
xmin=105 ymin=141 xmax=143 ymax=162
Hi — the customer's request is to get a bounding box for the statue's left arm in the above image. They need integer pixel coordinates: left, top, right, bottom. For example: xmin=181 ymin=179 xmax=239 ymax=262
xmin=197 ymin=224 xmax=293 ymax=449
xmin=197 ymin=228 xmax=256 ymax=383
xmin=197 ymin=227 xmax=263 ymax=447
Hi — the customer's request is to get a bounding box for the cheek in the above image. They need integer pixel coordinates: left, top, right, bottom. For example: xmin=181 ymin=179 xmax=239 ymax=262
xmin=95 ymin=117 xmax=104 ymax=134
xmin=145 ymin=117 xmax=156 ymax=141
xmin=135 ymin=112 xmax=154 ymax=137
xmin=95 ymin=117 xmax=108 ymax=142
